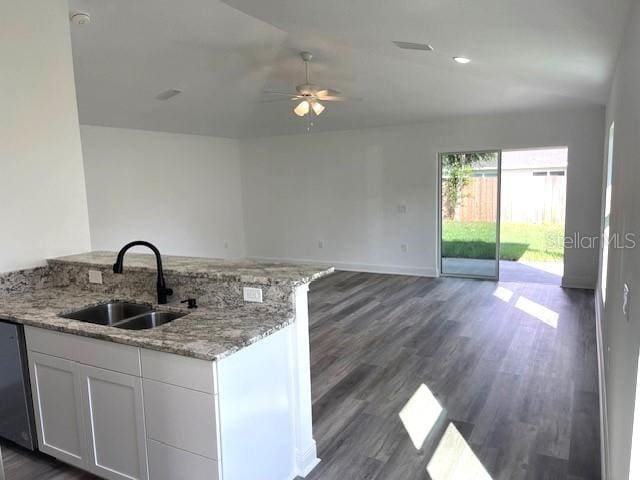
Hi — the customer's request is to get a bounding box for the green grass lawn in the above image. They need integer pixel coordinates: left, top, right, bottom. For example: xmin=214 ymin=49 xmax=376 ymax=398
xmin=442 ymin=221 xmax=564 ymax=262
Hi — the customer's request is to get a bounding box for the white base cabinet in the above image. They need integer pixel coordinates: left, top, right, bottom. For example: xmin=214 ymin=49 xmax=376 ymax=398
xmin=29 ymin=352 xmax=87 ymax=469
xmin=28 ymin=349 xmax=148 ymax=480
xmin=25 ymin=319 xmax=316 ymax=480
xmin=26 ymin=328 xmax=148 ymax=480
xmin=81 ymin=365 xmax=148 ymax=480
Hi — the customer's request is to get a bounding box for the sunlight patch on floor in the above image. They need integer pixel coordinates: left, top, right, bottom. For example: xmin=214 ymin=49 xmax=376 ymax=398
xmin=427 ymin=423 xmax=493 ymax=480
xmin=399 ymin=384 xmax=443 ymax=450
xmin=515 ymin=296 xmax=559 ymax=328
xmin=493 ymin=286 xmax=514 ymax=302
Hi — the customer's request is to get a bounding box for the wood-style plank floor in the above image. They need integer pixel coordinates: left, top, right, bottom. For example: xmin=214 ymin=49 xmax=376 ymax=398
xmin=1 ymin=272 xmax=600 ymax=480
xmin=303 ymin=272 xmax=600 ymax=480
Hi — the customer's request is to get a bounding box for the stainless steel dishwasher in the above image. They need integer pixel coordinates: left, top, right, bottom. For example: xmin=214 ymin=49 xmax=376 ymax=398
xmin=0 ymin=320 xmax=37 ymax=450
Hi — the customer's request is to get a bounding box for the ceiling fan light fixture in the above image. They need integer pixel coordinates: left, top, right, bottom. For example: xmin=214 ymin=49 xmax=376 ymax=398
xmin=294 ymin=100 xmax=310 ymax=117
xmin=311 ymin=101 xmax=325 ymax=115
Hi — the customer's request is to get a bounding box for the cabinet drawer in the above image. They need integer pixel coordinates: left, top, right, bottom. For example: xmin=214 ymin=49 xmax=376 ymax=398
xmin=148 ymin=439 xmax=219 ymax=480
xmin=141 ymin=349 xmax=216 ymax=394
xmin=25 ymin=326 xmax=140 ymax=376
xmin=143 ymin=379 xmax=218 ymax=459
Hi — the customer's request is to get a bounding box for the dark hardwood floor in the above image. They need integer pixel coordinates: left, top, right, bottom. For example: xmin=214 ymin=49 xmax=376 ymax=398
xmin=1 ymin=272 xmax=600 ymax=480
xmin=303 ymin=272 xmax=599 ymax=480
xmin=0 ymin=442 xmax=97 ymax=480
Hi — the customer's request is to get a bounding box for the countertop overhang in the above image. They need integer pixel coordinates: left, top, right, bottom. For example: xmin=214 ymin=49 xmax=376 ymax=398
xmin=0 ymin=253 xmax=334 ymax=360
xmin=0 ymin=287 xmax=294 ymax=361
xmin=49 ymin=251 xmax=334 ymax=286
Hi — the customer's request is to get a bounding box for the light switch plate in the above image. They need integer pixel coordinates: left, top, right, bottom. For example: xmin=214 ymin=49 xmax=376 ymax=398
xmin=88 ymin=269 xmax=103 ymax=284
xmin=243 ymin=287 xmax=263 ymax=303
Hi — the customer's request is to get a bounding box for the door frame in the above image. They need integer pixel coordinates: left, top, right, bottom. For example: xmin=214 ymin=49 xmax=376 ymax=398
xmin=438 ymin=149 xmax=503 ymax=280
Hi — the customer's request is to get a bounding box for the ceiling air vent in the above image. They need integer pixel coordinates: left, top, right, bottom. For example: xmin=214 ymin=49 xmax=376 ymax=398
xmin=392 ymin=41 xmax=434 ymax=52
xmin=155 ymin=89 xmax=182 ymax=101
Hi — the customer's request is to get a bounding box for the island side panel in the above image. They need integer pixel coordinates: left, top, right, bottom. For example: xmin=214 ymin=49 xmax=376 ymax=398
xmin=289 ymin=284 xmax=320 ymax=476
xmin=217 ymin=325 xmax=297 ymax=480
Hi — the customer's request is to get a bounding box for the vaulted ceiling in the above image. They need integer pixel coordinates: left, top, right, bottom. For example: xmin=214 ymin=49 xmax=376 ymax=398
xmin=69 ymin=0 xmax=631 ymax=137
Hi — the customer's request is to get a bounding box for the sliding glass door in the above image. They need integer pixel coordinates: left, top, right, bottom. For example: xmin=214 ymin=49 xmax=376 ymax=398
xmin=439 ymin=150 xmax=501 ymax=279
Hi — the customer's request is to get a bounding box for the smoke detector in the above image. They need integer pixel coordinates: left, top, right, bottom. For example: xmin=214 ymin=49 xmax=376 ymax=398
xmin=70 ymin=12 xmax=91 ymax=26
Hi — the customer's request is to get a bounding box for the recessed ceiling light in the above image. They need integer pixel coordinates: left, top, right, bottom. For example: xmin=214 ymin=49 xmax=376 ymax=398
xmin=155 ymin=89 xmax=182 ymax=101
xmin=453 ymin=56 xmax=471 ymax=64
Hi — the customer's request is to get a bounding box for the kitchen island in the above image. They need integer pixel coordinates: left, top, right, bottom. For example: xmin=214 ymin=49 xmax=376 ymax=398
xmin=0 ymin=251 xmax=333 ymax=480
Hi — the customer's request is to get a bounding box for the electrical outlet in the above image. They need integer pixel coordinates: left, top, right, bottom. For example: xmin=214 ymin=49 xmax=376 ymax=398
xmin=243 ymin=287 xmax=263 ymax=303
xmin=401 ymin=244 xmax=408 ymax=253
xmin=397 ymin=204 xmax=408 ymax=214
xmin=318 ymin=241 xmax=324 ymax=249
xmin=88 ymin=269 xmax=103 ymax=284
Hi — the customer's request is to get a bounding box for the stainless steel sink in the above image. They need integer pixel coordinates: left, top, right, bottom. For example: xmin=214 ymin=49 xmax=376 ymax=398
xmin=60 ymin=302 xmax=186 ymax=330
xmin=61 ymin=302 xmax=152 ymax=326
xmin=113 ymin=311 xmax=186 ymax=330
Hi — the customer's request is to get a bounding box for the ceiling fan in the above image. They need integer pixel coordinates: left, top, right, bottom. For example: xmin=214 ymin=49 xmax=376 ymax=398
xmin=263 ymin=51 xmax=356 ymax=117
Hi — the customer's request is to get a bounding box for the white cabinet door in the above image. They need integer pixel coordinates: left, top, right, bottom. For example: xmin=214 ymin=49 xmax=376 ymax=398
xmin=28 ymin=352 xmax=87 ymax=469
xmin=80 ymin=365 xmax=148 ymax=480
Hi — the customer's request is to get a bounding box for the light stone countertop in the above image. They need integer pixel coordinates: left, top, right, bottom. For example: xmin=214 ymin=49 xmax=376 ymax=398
xmin=0 ymin=286 xmax=294 ymax=361
xmin=49 ymin=251 xmax=334 ymax=286
xmin=0 ymin=253 xmax=333 ymax=360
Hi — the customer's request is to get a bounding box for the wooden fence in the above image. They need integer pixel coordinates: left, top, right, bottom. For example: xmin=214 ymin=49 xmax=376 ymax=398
xmin=445 ymin=174 xmax=566 ymax=224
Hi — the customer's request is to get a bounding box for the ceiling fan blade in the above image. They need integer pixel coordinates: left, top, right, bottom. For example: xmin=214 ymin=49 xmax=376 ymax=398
xmin=316 ymin=89 xmax=342 ymax=97
xmin=259 ymin=97 xmax=300 ymax=103
xmin=317 ymin=95 xmax=348 ymax=101
xmin=322 ymin=95 xmax=363 ymax=102
xmin=262 ymin=90 xmax=297 ymax=96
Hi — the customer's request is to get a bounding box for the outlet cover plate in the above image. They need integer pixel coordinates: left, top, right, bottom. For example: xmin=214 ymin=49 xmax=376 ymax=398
xmin=88 ymin=269 xmax=103 ymax=284
xmin=243 ymin=287 xmax=263 ymax=303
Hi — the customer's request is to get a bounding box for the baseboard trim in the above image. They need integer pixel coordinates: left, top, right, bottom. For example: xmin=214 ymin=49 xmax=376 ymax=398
xmin=595 ymin=288 xmax=609 ymax=480
xmin=562 ymin=275 xmax=596 ymax=290
xmin=249 ymin=256 xmax=438 ymax=278
xmin=294 ymin=442 xmax=320 ymax=478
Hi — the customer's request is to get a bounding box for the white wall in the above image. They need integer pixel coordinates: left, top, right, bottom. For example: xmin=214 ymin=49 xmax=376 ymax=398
xmin=239 ymin=108 xmax=605 ymax=284
xmin=0 ymin=0 xmax=91 ymax=272
xmin=599 ymin=1 xmax=640 ymax=478
xmin=81 ymin=126 xmax=245 ymax=258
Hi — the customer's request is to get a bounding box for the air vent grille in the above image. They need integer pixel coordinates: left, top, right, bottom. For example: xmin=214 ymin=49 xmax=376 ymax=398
xmin=392 ymin=41 xmax=434 ymax=52
xmin=155 ymin=89 xmax=182 ymax=101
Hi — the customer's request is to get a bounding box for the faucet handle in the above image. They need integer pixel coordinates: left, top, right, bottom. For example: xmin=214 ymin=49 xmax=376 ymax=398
xmin=181 ymin=298 xmax=198 ymax=309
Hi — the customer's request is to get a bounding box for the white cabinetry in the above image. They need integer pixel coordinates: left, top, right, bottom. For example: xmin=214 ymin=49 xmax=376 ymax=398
xmin=81 ymin=365 xmax=148 ymax=480
xmin=25 ymin=327 xmax=148 ymax=480
xmin=140 ymin=349 xmax=221 ymax=480
xmin=28 ymin=352 xmax=87 ymax=469
xmin=24 ymin=321 xmax=307 ymax=480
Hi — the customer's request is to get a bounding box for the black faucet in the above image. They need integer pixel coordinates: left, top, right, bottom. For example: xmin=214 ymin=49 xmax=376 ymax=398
xmin=112 ymin=241 xmax=173 ymax=304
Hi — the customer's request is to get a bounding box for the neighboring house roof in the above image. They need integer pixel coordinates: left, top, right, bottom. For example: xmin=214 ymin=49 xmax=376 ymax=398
xmin=502 ymin=148 xmax=568 ymax=170
xmin=473 ymin=147 xmax=568 ymax=171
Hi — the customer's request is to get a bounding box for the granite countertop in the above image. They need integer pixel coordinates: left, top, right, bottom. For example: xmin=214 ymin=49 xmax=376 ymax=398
xmin=50 ymin=251 xmax=334 ymax=286
xmin=0 ymin=287 xmax=294 ymax=361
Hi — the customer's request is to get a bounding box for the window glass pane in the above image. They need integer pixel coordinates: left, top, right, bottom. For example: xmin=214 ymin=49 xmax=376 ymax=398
xmin=601 ymin=122 xmax=615 ymax=303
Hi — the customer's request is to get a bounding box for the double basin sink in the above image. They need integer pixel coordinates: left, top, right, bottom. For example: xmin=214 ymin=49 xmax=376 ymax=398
xmin=61 ymin=302 xmax=186 ymax=330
